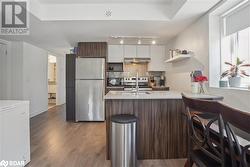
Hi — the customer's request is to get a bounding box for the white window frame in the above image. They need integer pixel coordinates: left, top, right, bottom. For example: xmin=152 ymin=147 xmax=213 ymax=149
xmin=218 ymin=2 xmax=250 ymax=89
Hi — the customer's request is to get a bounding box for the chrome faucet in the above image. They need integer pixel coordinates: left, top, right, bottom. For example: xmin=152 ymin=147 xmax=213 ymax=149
xmin=135 ymin=72 xmax=139 ymax=94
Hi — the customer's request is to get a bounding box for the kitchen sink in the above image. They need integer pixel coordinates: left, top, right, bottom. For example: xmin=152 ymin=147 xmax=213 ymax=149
xmin=121 ymin=91 xmax=152 ymax=95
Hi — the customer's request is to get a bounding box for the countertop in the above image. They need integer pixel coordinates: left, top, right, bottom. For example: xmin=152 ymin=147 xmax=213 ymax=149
xmin=0 ymin=100 xmax=29 ymax=111
xmin=104 ymin=91 xmax=223 ymax=100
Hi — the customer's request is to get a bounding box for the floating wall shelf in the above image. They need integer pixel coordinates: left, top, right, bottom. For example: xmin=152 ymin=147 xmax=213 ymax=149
xmin=165 ymin=54 xmax=191 ymax=63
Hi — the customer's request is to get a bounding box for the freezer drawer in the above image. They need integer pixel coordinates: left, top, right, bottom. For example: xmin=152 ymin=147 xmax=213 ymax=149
xmin=76 ymin=58 xmax=105 ymax=79
xmin=76 ymin=80 xmax=105 ymax=121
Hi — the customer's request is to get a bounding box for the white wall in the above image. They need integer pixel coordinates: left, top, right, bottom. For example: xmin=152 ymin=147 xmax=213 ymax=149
xmin=1 ymin=41 xmax=49 ymax=117
xmin=0 ymin=43 xmax=8 ymax=99
xmin=166 ymin=14 xmax=209 ymax=92
xmin=165 ymin=14 xmax=250 ymax=112
xmin=22 ymin=42 xmax=48 ymax=117
xmin=8 ymin=42 xmax=24 ymax=99
xmin=56 ymin=55 xmax=66 ymax=105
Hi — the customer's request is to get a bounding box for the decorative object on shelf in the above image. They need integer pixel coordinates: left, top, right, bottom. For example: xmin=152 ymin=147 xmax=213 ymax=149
xmin=165 ymin=49 xmax=192 ymax=63
xmin=221 ymin=57 xmax=250 ymax=87
xmin=70 ymin=47 xmax=78 ymax=54
xmin=219 ymin=80 xmax=228 ymax=88
xmin=181 ymin=50 xmax=188 ymax=54
xmin=169 ymin=49 xmax=174 ymax=58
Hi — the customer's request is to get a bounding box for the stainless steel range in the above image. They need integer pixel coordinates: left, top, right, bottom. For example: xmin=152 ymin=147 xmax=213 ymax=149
xmin=123 ymin=76 xmax=152 ymax=91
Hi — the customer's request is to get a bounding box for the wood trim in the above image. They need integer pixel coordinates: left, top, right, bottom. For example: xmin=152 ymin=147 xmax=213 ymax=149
xmin=77 ymin=42 xmax=107 ymax=58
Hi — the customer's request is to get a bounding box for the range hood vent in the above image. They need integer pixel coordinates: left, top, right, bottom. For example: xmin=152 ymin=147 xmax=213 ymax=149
xmin=124 ymin=58 xmax=151 ymax=64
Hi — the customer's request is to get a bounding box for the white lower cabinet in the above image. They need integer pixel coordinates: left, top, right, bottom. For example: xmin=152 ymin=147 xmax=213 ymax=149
xmin=0 ymin=101 xmax=30 ymax=166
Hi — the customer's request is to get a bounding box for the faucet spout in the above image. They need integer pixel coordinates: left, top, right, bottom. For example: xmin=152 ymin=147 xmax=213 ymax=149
xmin=136 ymin=72 xmax=139 ymax=94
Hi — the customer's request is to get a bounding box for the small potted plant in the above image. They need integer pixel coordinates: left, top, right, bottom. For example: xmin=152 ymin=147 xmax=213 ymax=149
xmin=221 ymin=57 xmax=250 ymax=87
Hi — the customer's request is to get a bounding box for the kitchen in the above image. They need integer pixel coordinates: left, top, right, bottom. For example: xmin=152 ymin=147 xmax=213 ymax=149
xmin=66 ymin=42 xmax=193 ymax=122
xmin=107 ymin=44 xmax=168 ymax=92
xmin=0 ymin=0 xmax=250 ymax=167
xmin=66 ymin=39 xmax=249 ymax=166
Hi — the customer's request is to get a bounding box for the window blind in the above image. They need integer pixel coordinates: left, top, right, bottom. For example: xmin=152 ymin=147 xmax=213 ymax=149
xmin=224 ymin=4 xmax=250 ymax=36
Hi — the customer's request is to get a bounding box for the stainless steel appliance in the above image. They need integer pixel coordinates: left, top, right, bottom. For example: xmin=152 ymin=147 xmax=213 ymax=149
xmin=75 ymin=58 xmax=105 ymax=121
xmin=124 ymin=57 xmax=150 ymax=64
xmin=123 ymin=76 xmax=152 ymax=91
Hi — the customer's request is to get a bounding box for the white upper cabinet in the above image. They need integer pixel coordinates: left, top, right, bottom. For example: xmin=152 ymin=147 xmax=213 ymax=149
xmin=137 ymin=45 xmax=150 ymax=58
xmin=124 ymin=45 xmax=137 ymax=58
xmin=148 ymin=45 xmax=166 ymax=71
xmin=108 ymin=45 xmax=124 ymax=63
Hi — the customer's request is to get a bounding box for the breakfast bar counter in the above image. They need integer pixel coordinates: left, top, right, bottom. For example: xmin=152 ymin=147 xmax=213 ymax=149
xmin=104 ymin=91 xmax=223 ymax=160
xmin=104 ymin=91 xmax=223 ymax=100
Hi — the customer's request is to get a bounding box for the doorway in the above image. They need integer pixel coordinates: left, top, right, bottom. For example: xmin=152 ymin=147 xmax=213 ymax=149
xmin=48 ymin=55 xmax=57 ymax=108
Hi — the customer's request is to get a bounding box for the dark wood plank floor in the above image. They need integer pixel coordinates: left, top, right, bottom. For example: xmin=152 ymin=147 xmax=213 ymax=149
xmin=26 ymin=104 xmax=186 ymax=167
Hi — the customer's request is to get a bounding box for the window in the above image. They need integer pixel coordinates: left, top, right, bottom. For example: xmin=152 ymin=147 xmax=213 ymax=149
xmin=220 ymin=3 xmax=250 ymax=88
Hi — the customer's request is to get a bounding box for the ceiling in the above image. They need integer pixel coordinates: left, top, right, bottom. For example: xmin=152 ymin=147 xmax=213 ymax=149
xmin=0 ymin=0 xmax=221 ymax=56
xmin=38 ymin=0 xmax=173 ymax=4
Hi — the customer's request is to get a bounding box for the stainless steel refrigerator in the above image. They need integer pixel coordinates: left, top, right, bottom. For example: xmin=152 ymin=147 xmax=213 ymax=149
xmin=75 ymin=58 xmax=105 ymax=121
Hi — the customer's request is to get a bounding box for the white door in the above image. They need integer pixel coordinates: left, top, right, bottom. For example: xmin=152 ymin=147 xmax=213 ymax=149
xmin=137 ymin=45 xmax=150 ymax=58
xmin=148 ymin=46 xmax=166 ymax=71
xmin=0 ymin=43 xmax=8 ymax=99
xmin=108 ymin=45 xmax=124 ymax=62
xmin=124 ymin=45 xmax=136 ymax=58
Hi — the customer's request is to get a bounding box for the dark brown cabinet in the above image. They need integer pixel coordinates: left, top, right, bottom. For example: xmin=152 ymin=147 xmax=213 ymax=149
xmin=66 ymin=54 xmax=76 ymax=121
xmin=77 ymin=42 xmax=107 ymax=58
xmin=105 ymin=99 xmax=188 ymax=159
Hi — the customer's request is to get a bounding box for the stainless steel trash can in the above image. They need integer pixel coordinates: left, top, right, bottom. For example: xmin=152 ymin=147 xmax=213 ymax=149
xmin=111 ymin=114 xmax=137 ymax=167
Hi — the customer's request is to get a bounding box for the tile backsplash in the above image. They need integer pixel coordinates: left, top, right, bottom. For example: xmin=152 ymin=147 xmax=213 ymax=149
xmin=123 ymin=63 xmax=148 ymax=77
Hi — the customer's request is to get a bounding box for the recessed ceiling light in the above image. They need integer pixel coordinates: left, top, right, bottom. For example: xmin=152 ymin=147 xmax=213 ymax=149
xmin=120 ymin=40 xmax=124 ymax=44
xmin=138 ymin=40 xmax=141 ymax=45
xmin=152 ymin=40 xmax=156 ymax=45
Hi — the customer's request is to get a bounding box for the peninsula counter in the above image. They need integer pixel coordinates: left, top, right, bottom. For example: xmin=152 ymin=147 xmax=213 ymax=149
xmin=104 ymin=91 xmax=223 ymax=160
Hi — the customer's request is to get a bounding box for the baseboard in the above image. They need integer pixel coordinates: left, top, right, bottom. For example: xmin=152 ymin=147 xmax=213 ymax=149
xmin=30 ymin=109 xmax=47 ymax=118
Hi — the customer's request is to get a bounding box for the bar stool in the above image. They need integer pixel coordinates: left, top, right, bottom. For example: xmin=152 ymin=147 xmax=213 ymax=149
xmin=182 ymin=94 xmax=228 ymax=167
xmin=182 ymin=94 xmax=250 ymax=167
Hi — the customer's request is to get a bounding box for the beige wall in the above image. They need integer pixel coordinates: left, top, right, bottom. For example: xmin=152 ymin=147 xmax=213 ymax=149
xmin=165 ymin=14 xmax=250 ymax=112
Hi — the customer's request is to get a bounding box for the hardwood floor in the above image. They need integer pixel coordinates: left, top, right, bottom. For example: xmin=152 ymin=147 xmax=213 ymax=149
xmin=26 ymin=104 xmax=186 ymax=167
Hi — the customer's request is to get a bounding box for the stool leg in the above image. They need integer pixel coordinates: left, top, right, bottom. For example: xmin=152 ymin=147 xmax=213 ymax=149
xmin=184 ymin=158 xmax=193 ymax=167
